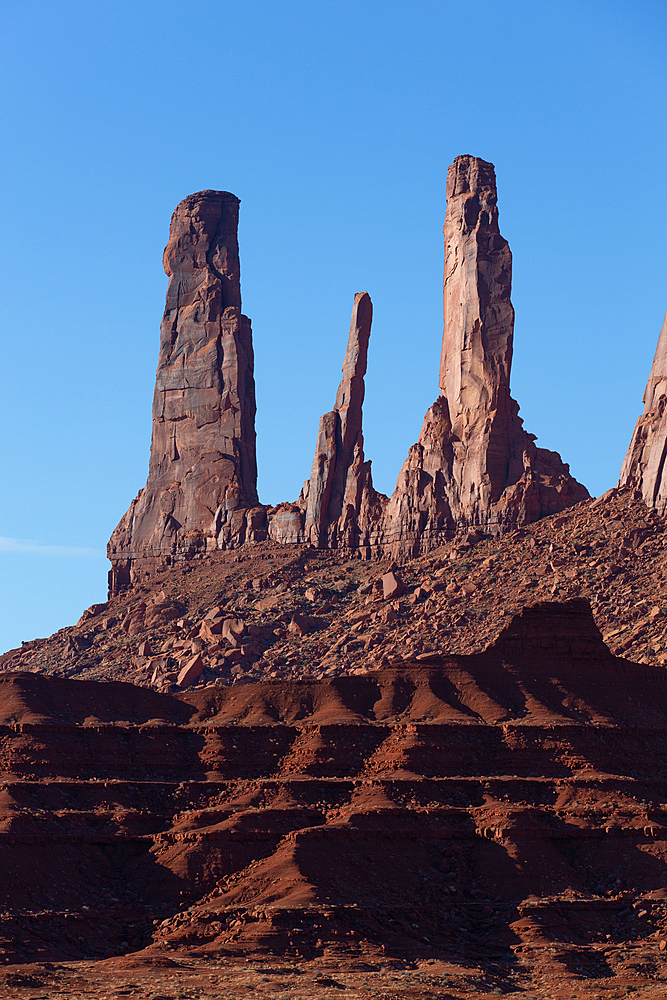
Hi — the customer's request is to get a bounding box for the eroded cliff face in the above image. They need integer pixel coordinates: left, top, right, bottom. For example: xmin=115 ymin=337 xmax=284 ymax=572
xmin=619 ymin=311 xmax=667 ymax=512
xmin=380 ymin=155 xmax=588 ymax=556
xmin=108 ymin=191 xmax=262 ymax=594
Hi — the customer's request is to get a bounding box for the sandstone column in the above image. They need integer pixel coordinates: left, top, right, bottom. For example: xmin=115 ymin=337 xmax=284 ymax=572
xmin=303 ymin=292 xmax=381 ymax=548
xmin=381 ymin=155 xmax=588 ymax=554
xmin=108 ymin=191 xmax=260 ymax=593
xmin=619 ymin=310 xmax=667 ymax=511
xmin=439 ymin=154 xmax=516 ymax=509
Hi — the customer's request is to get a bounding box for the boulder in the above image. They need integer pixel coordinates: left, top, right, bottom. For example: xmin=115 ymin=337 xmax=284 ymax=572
xmin=381 ymin=571 xmax=404 ymax=600
xmin=222 ymin=618 xmax=245 ymax=647
xmin=176 ymin=654 xmax=204 ymax=688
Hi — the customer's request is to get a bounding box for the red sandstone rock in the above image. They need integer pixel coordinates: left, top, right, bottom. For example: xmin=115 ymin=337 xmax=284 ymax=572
xmin=303 ymin=292 xmax=382 ymax=548
xmin=619 ymin=309 xmax=667 ymax=512
xmin=176 ymin=653 xmax=204 ymax=688
xmin=381 ymin=571 xmax=404 ymax=600
xmin=267 ymin=292 xmax=385 ymax=549
xmin=381 ymin=155 xmax=588 ymax=555
xmin=221 ymin=618 xmax=245 ymax=648
xmin=106 ymin=162 xmax=588 ymax=594
xmin=108 ymin=191 xmax=261 ymax=595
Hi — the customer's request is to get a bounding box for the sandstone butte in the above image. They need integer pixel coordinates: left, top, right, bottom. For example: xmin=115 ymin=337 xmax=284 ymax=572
xmin=107 ymin=156 xmax=588 ymax=595
xmin=620 ymin=308 xmax=667 ymax=510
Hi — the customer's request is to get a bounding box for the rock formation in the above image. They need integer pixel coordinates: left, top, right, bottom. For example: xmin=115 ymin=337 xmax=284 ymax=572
xmin=108 ymin=191 xmax=262 ymax=594
xmin=300 ymin=292 xmax=384 ymax=549
xmin=108 ymin=160 xmax=588 ymax=593
xmin=381 ymin=155 xmax=588 ymax=555
xmin=5 ymin=597 xmax=667 ymax=988
xmin=619 ymin=309 xmax=667 ymax=512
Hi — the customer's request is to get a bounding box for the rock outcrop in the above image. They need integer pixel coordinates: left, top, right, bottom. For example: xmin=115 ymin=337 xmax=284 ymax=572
xmin=300 ymin=292 xmax=384 ymax=549
xmin=619 ymin=309 xmax=667 ymax=512
xmin=108 ymin=191 xmax=262 ymax=594
xmin=108 ymin=160 xmax=588 ymax=593
xmin=381 ymin=155 xmax=588 ymax=555
xmin=5 ymin=601 xmax=667 ymax=986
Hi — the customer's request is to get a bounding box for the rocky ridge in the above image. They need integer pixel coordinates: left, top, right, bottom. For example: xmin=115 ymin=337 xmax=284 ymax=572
xmin=5 ymin=486 xmax=667 ymax=692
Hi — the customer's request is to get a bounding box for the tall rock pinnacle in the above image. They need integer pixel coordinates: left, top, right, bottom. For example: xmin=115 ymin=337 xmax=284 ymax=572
xmin=382 ymin=155 xmax=588 ymax=554
xmin=439 ymin=154 xmax=516 ymax=508
xmin=108 ymin=191 xmax=260 ymax=593
xmin=108 ymin=161 xmax=588 ymax=592
xmin=619 ymin=310 xmax=667 ymax=511
xmin=303 ymin=292 xmax=380 ymax=548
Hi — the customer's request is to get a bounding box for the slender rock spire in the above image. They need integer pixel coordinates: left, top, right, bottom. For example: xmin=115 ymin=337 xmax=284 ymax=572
xmin=439 ymin=154 xmax=516 ymax=509
xmin=619 ymin=310 xmax=667 ymax=511
xmin=303 ymin=292 xmax=379 ymax=548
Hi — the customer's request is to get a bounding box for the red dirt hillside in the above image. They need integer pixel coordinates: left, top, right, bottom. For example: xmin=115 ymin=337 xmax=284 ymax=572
xmin=1 ymin=600 xmax=667 ymax=998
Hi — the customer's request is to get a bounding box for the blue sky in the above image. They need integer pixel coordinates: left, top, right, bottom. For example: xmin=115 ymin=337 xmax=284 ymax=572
xmin=1 ymin=0 xmax=666 ymax=654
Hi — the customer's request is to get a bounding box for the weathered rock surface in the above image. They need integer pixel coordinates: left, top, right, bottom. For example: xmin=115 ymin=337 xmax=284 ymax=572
xmin=108 ymin=162 xmax=588 ymax=593
xmin=303 ymin=291 xmax=374 ymax=546
xmin=381 ymin=155 xmax=588 ymax=556
xmin=280 ymin=292 xmax=385 ymax=550
xmin=619 ymin=309 xmax=667 ymax=511
xmin=3 ymin=604 xmax=667 ymax=998
xmin=108 ymin=191 xmax=261 ymax=595
xmin=16 ymin=486 xmax=667 ymax=687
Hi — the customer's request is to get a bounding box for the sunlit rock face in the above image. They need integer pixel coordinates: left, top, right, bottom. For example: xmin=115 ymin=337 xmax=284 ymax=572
xmin=108 ymin=191 xmax=260 ymax=594
xmin=619 ymin=310 xmax=667 ymax=513
xmin=380 ymin=155 xmax=588 ymax=557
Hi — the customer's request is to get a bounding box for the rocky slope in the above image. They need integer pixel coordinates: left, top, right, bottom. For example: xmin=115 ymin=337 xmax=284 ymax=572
xmin=3 ymin=489 xmax=667 ymax=995
xmin=6 ymin=485 xmax=667 ymax=690
xmin=1 ymin=602 xmax=667 ymax=998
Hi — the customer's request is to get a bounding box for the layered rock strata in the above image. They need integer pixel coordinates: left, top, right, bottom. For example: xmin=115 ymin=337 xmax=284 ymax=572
xmin=619 ymin=309 xmax=667 ymax=512
xmin=381 ymin=155 xmax=588 ymax=555
xmin=108 ymin=191 xmax=262 ymax=594
xmin=4 ymin=602 xmax=667 ymax=978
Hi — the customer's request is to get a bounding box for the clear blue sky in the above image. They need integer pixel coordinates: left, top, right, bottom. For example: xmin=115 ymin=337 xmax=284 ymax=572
xmin=1 ymin=0 xmax=666 ymax=654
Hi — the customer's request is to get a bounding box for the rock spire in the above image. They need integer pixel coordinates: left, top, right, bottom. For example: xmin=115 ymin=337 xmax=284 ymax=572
xmin=302 ymin=292 xmax=381 ymax=548
xmin=382 ymin=155 xmax=588 ymax=554
xmin=108 ymin=191 xmax=261 ymax=593
xmin=619 ymin=310 xmax=667 ymax=511
xmin=108 ymin=160 xmax=589 ymax=594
